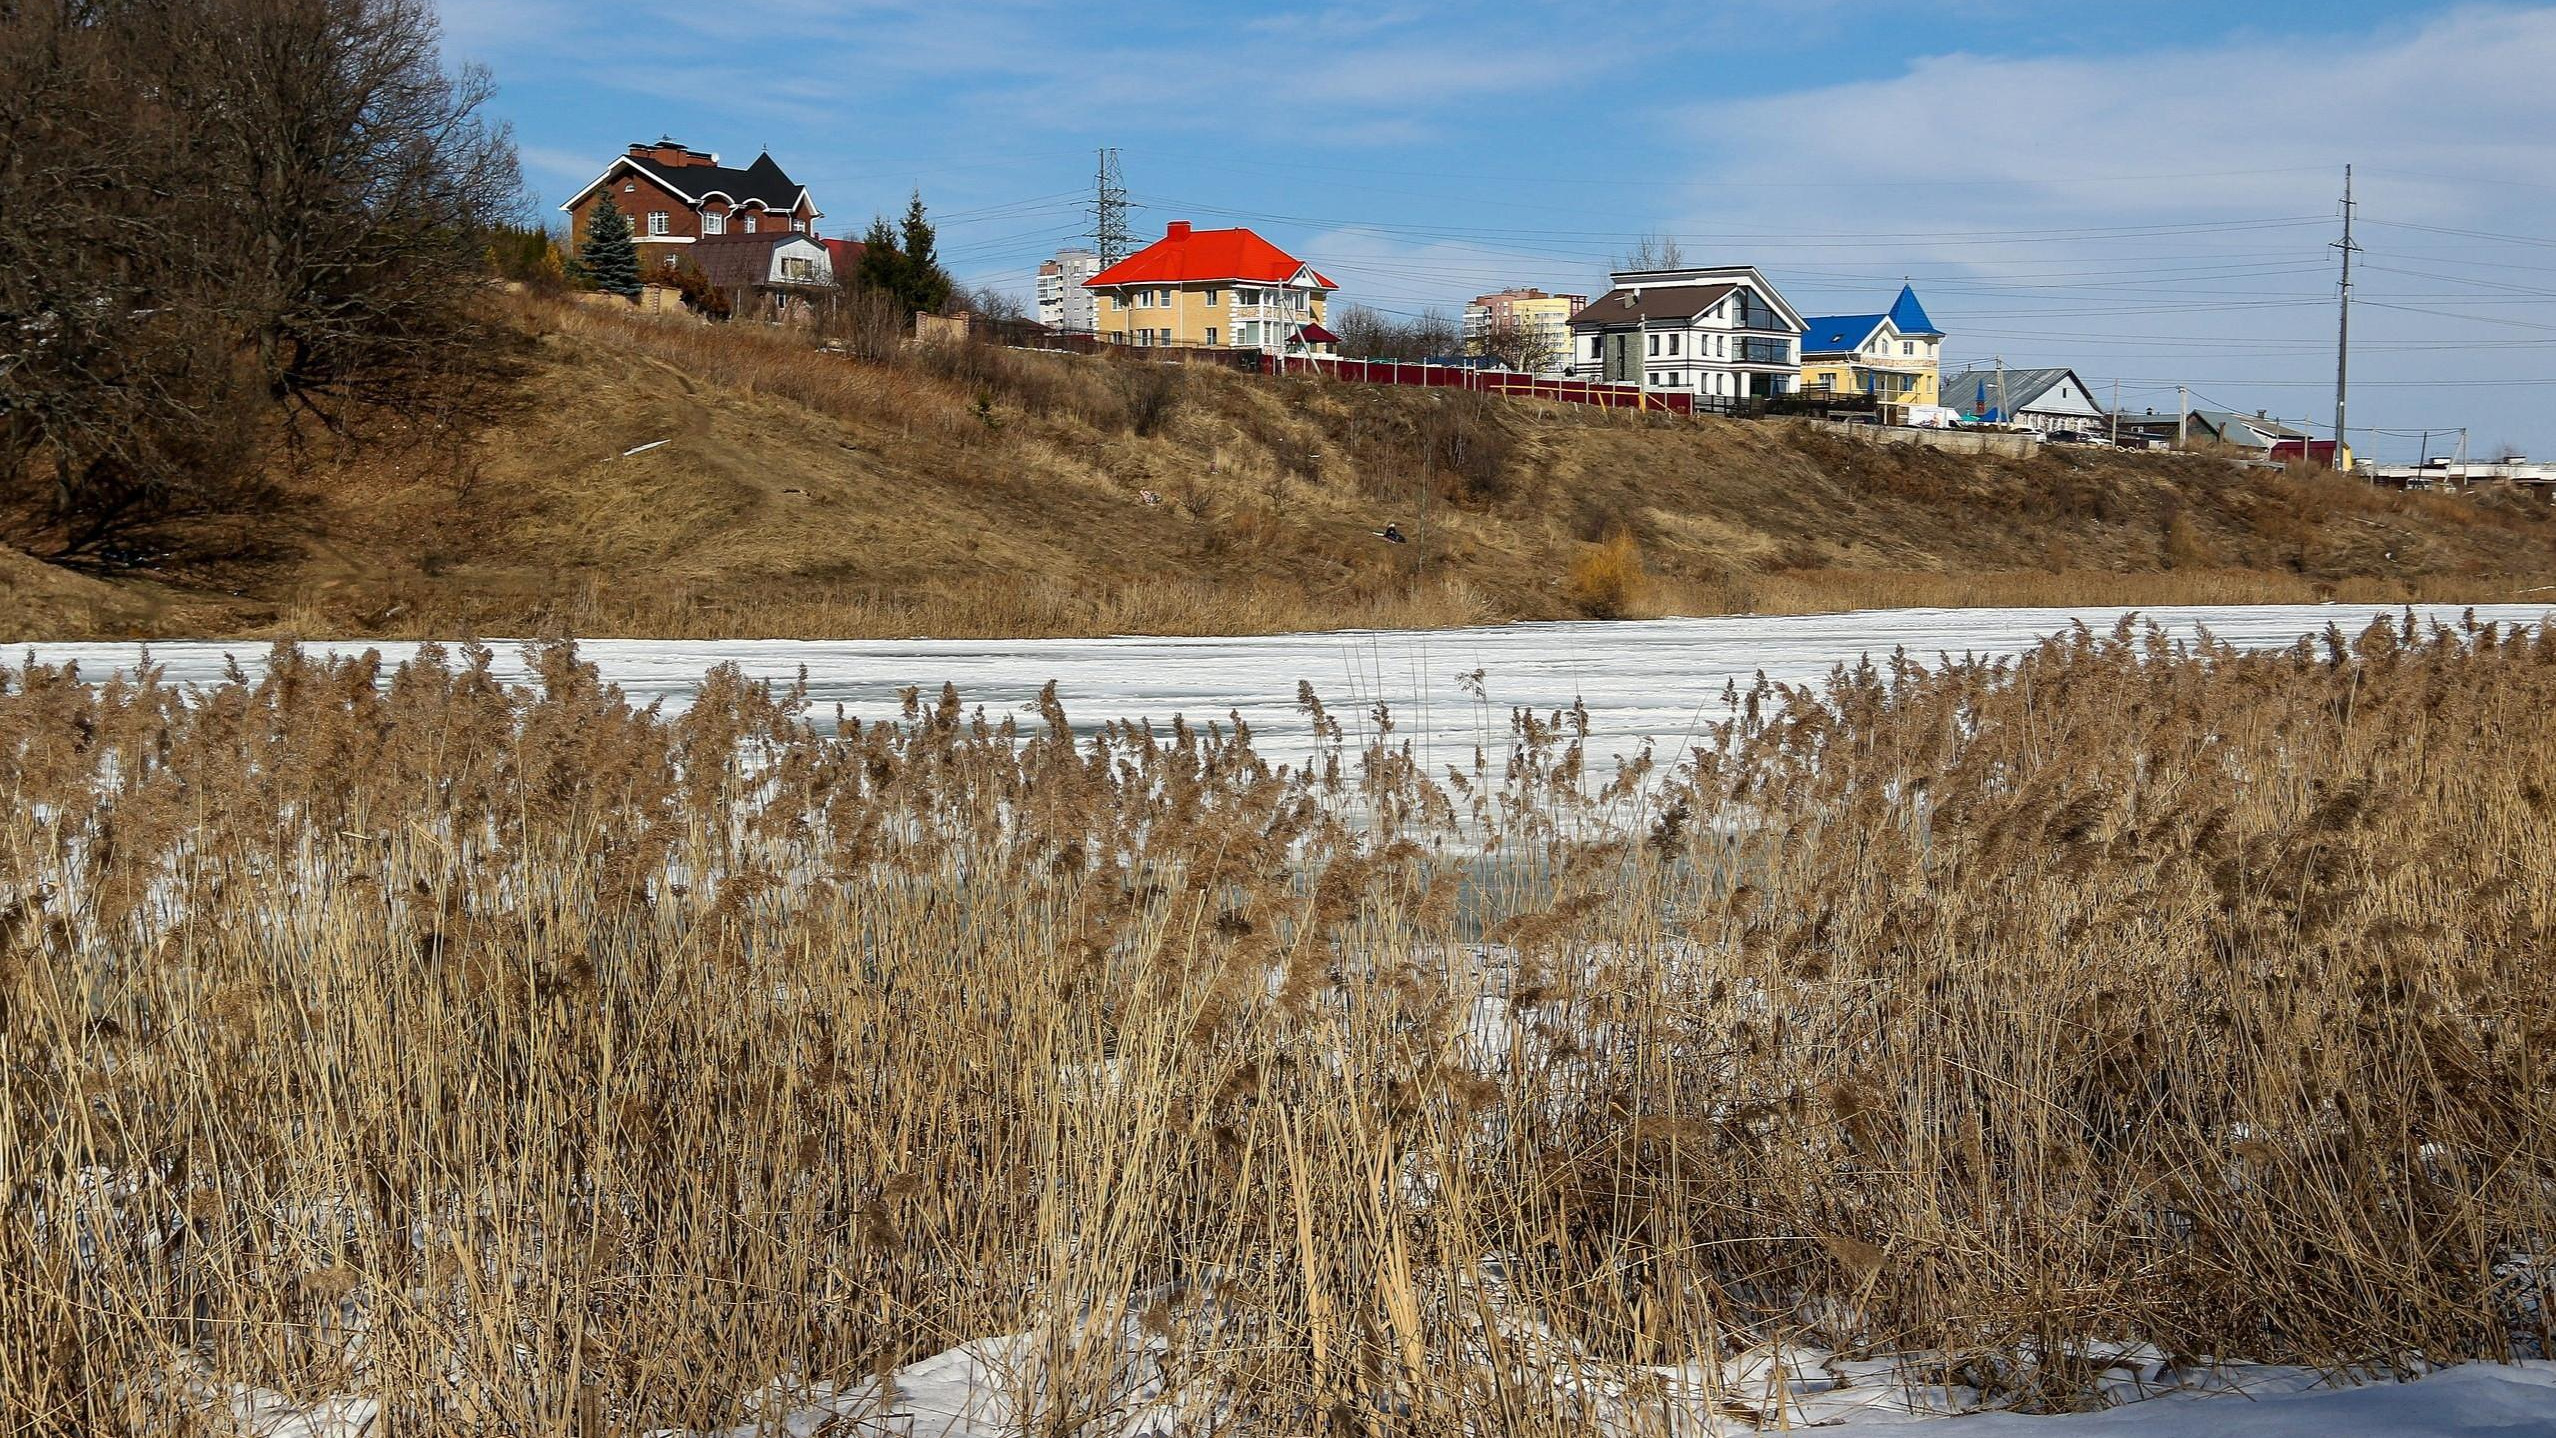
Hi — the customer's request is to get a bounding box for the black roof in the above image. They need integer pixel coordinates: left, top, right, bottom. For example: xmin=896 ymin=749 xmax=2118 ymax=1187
xmin=623 ymin=150 xmax=807 ymax=211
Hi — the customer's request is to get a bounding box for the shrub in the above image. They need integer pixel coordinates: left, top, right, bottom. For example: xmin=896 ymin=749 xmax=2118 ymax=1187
xmin=1564 ymin=528 xmax=1646 ymax=617
xmin=1120 ymin=361 xmax=1185 ymax=438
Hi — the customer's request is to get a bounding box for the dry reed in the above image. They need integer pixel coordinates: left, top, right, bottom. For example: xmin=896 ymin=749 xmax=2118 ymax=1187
xmin=2 ymin=615 xmax=2551 ymax=1432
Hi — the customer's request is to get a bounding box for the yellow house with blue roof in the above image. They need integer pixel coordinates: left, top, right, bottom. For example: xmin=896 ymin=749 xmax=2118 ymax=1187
xmin=1798 ymin=285 xmax=1943 ymax=413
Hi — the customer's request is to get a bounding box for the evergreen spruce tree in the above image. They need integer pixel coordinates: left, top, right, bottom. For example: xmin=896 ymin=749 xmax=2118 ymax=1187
xmin=854 ymin=214 xmax=908 ymax=303
xmin=577 ymin=195 xmax=641 ymax=298
xmin=848 ymin=195 xmax=956 ymax=324
xmin=898 ymin=191 xmax=952 ymax=315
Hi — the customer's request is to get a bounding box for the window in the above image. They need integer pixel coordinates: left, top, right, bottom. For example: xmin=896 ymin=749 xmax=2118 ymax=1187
xmin=663 ymin=254 xmax=678 ymax=269
xmin=1205 ymin=289 xmax=1220 ymax=306
xmin=647 ymin=211 xmax=669 ymax=235
xmin=1901 ymin=341 xmax=1913 ymax=356
xmin=622 ymin=181 xmax=635 ymax=193
xmin=1237 ymin=288 xmax=1258 ymax=306
xmin=1205 ymin=327 xmax=1218 ymax=345
xmin=1668 ymin=333 xmax=1680 ymax=356
xmin=1647 ymin=334 xmax=1658 ymax=356
xmin=743 ymin=215 xmax=758 ymax=233
xmin=704 ymin=212 xmax=726 ymax=235
xmin=1590 ymin=336 xmax=1602 ymax=358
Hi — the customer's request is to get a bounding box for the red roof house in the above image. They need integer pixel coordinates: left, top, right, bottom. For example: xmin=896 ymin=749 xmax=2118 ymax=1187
xmin=1084 ymin=221 xmax=1337 ymax=353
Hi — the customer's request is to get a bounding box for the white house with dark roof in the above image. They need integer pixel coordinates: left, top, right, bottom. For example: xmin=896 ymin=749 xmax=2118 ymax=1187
xmin=561 ymin=138 xmax=822 ymax=273
xmin=1564 ymin=266 xmax=1807 ymax=399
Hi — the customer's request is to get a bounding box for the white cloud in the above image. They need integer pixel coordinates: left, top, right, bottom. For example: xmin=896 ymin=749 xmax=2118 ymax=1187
xmin=1653 ymin=6 xmax=2556 ymax=452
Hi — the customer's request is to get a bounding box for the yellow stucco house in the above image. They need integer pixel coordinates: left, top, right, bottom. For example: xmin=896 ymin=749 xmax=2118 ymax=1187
xmin=1798 ymin=285 xmax=1944 ymax=414
xmin=1085 ymin=221 xmax=1338 ymax=353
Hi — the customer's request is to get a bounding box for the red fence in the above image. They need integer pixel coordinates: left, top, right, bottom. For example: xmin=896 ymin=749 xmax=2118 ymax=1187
xmin=1261 ymin=355 xmax=1696 ymax=413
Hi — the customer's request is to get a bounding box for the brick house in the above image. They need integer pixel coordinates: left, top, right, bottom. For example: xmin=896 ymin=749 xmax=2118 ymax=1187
xmin=561 ymin=138 xmax=822 ymax=274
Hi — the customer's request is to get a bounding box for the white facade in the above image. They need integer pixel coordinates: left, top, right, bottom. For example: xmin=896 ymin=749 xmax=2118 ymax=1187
xmin=1038 ymin=248 xmax=1101 ymax=333
xmin=1564 ymin=266 xmax=1806 ymax=399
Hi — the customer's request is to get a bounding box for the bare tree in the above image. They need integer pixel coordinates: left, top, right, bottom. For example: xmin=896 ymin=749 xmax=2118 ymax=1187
xmin=0 ymin=0 xmax=521 ymax=570
xmin=1473 ymin=316 xmax=1560 ymax=374
xmin=1332 ymin=304 xmax=1460 ymax=362
xmin=1618 ymin=232 xmax=1687 ymax=272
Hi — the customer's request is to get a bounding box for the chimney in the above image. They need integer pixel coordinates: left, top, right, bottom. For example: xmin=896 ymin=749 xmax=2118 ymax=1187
xmin=1166 ymin=221 xmax=1192 ymax=239
xmin=630 ymin=137 xmax=714 ymax=168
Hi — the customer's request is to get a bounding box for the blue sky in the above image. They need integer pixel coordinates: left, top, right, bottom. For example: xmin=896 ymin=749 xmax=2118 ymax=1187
xmin=442 ymin=1 xmax=2556 ymax=460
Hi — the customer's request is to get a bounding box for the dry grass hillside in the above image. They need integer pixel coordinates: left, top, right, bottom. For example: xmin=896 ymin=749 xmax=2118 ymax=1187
xmin=13 ymin=294 xmax=2556 ymax=639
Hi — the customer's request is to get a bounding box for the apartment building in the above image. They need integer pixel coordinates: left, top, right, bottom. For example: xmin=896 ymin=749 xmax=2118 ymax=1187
xmin=1463 ymin=288 xmax=1586 ymax=373
xmin=1037 ymin=248 xmax=1101 ymax=332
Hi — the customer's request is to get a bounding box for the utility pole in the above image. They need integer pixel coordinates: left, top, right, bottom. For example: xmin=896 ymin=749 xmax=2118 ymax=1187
xmin=2176 ymin=385 xmax=2189 ymax=448
xmin=1994 ymin=355 xmax=2008 ymax=428
xmin=2333 ymin=163 xmax=2360 ymax=471
xmin=1090 ymin=148 xmax=1129 ymax=266
xmin=2109 ymin=379 xmax=2120 ymax=447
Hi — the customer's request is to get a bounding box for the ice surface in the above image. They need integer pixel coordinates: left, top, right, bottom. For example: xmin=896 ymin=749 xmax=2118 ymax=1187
xmin=14 ymin=605 xmax=2550 ymax=775
xmin=1835 ymin=1359 xmax=2556 ymax=1435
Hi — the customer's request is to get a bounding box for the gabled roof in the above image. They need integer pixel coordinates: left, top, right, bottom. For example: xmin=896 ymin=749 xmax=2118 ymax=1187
xmin=1800 ymin=312 xmax=1889 ymax=356
xmin=1566 ymin=284 xmax=1738 ymax=328
xmin=2190 ymin=409 xmax=2306 ymax=447
xmin=1939 ymin=367 xmax=2091 ymax=417
xmin=1086 ymin=223 xmax=1337 ymax=290
xmin=563 ymin=150 xmax=817 ymax=217
xmin=1888 ymin=284 xmax=1941 ymax=338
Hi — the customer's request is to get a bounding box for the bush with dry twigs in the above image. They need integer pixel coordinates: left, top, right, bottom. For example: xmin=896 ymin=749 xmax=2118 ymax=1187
xmin=3 ymin=614 xmax=2552 ymax=1431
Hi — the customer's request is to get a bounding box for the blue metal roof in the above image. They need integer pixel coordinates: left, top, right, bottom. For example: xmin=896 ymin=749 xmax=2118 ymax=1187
xmin=1800 ymin=313 xmax=1886 ymax=355
xmin=1888 ymin=284 xmax=1941 ymax=337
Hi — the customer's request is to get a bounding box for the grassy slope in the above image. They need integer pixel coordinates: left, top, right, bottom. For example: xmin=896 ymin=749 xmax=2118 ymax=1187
xmin=12 ymin=295 xmax=2556 ymax=640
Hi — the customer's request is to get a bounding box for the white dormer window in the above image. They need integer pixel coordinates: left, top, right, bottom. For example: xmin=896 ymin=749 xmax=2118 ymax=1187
xmin=743 ymin=215 xmax=758 ymax=233
xmin=704 ymin=212 xmax=725 ymax=235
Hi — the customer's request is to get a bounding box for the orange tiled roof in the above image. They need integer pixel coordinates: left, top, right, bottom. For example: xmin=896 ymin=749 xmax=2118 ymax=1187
xmin=1086 ymin=222 xmax=1336 ymax=290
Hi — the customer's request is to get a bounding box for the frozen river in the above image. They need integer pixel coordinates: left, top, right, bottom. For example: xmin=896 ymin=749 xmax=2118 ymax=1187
xmin=14 ymin=604 xmax=2549 ymax=772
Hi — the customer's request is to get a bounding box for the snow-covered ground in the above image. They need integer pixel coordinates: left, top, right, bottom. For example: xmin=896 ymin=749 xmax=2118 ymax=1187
xmin=222 ymin=1343 xmax=2556 ymax=1437
xmin=15 ymin=605 xmax=2551 ymax=774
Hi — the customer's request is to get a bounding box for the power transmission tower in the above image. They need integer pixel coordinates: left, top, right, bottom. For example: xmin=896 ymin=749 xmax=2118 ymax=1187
xmin=1091 ymin=148 xmax=1130 ymax=266
xmin=2333 ymin=163 xmax=2360 ymax=470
